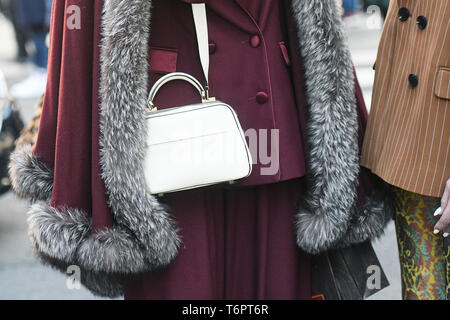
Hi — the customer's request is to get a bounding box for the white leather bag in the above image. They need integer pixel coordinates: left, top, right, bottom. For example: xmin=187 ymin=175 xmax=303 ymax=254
xmin=144 ymin=4 xmax=252 ymax=195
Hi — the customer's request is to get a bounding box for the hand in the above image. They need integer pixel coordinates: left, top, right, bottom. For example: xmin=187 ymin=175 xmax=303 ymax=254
xmin=434 ymin=178 xmax=450 ymax=237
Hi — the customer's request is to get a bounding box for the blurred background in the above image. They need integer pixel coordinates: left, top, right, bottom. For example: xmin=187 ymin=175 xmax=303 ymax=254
xmin=0 ymin=0 xmax=399 ymax=300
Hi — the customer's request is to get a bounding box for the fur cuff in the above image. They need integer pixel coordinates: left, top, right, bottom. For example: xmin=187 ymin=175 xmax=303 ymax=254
xmin=295 ymin=185 xmax=393 ymax=254
xmin=26 ymin=202 xmax=126 ymax=298
xmin=27 ymin=201 xmax=179 ymax=297
xmin=30 ymin=244 xmax=124 ymax=298
xmin=8 ymin=144 xmax=53 ymax=202
xmin=340 ymin=182 xmax=394 ymax=246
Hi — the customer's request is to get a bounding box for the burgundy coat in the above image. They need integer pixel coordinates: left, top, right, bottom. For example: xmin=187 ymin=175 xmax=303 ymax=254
xmin=9 ymin=0 xmax=391 ymax=297
xmin=33 ymin=0 xmax=368 ymax=224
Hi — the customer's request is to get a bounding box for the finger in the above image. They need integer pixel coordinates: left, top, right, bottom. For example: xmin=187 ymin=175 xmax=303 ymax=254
xmin=434 ymin=207 xmax=443 ymax=217
xmin=434 ymin=205 xmax=450 ymax=233
xmin=441 ymin=179 xmax=450 ymax=211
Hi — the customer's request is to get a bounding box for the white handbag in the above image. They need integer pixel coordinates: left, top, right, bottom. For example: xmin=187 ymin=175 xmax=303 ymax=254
xmin=144 ymin=3 xmax=252 ymax=195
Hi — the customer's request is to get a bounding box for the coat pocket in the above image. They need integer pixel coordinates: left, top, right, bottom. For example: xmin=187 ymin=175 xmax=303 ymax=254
xmin=434 ymin=67 xmax=450 ymax=100
xmin=279 ymin=41 xmax=291 ymax=67
xmin=148 ymin=47 xmax=178 ymax=74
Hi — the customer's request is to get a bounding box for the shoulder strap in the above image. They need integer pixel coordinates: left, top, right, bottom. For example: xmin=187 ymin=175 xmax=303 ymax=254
xmin=191 ymin=3 xmax=210 ymax=97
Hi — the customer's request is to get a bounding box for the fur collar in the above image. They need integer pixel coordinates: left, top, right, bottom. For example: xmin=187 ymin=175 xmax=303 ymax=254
xmin=9 ymin=0 xmax=390 ymax=297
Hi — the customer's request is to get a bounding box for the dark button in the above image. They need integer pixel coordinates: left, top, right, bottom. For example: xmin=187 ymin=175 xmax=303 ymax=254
xmin=408 ymin=74 xmax=418 ymax=88
xmin=256 ymin=91 xmax=269 ymax=104
xmin=417 ymin=15 xmax=427 ymax=30
xmin=209 ymin=42 xmax=217 ymax=54
xmin=250 ymin=34 xmax=261 ymax=48
xmin=398 ymin=7 xmax=410 ymax=22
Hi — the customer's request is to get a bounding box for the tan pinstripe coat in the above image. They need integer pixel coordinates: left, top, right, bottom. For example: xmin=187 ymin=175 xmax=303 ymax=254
xmin=362 ymin=0 xmax=450 ymax=197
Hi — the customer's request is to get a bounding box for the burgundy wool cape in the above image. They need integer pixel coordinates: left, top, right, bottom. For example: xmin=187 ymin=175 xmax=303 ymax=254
xmin=8 ymin=0 xmax=392 ymax=297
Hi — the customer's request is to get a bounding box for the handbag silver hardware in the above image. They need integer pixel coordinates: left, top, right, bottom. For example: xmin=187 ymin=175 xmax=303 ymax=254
xmin=147 ymin=72 xmax=215 ymax=112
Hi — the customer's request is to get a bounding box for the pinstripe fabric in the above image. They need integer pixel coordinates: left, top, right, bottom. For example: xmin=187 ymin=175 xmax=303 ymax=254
xmin=362 ymin=0 xmax=450 ymax=197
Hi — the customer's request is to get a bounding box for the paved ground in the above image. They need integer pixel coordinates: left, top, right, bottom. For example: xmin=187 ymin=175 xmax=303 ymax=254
xmin=0 ymin=9 xmax=401 ymax=300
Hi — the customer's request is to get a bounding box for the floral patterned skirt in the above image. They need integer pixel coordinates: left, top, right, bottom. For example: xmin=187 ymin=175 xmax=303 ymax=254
xmin=393 ymin=187 xmax=447 ymax=300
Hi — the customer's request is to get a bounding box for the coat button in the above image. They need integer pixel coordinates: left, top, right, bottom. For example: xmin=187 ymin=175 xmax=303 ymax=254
xmin=398 ymin=7 xmax=410 ymax=22
xmin=417 ymin=16 xmax=427 ymax=30
xmin=209 ymin=42 xmax=217 ymax=54
xmin=408 ymin=74 xmax=418 ymax=88
xmin=256 ymin=91 xmax=269 ymax=104
xmin=250 ymin=35 xmax=261 ymax=48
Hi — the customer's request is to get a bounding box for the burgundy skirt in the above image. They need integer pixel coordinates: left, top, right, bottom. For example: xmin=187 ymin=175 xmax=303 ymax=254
xmin=124 ymin=178 xmax=311 ymax=300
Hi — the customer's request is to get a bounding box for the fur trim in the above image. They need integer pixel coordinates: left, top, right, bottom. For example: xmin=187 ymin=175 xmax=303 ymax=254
xmin=98 ymin=0 xmax=181 ymax=268
xmin=27 ymin=203 xmax=90 ymax=265
xmin=29 ymin=237 xmax=124 ymax=298
xmin=290 ymin=0 xmax=388 ymax=254
xmin=8 ymin=144 xmax=53 ymax=202
xmin=26 ymin=201 xmax=163 ymax=297
xmin=27 ymin=202 xmax=152 ymax=274
xmin=27 ymin=206 xmax=124 ymax=298
xmin=8 ymin=145 xmax=129 ymax=297
xmin=340 ymin=180 xmax=394 ymax=246
xmin=291 ymin=0 xmax=360 ymax=254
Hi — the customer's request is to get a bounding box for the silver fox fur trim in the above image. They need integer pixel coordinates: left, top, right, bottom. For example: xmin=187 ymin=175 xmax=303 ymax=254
xmin=29 ymin=230 xmax=124 ymax=298
xmin=26 ymin=202 xmax=152 ymax=275
xmin=291 ymin=0 xmax=389 ymax=254
xmin=97 ymin=0 xmax=181 ymax=268
xmin=340 ymin=179 xmax=394 ymax=246
xmin=8 ymin=144 xmax=53 ymax=202
xmin=8 ymin=0 xmax=391 ymax=296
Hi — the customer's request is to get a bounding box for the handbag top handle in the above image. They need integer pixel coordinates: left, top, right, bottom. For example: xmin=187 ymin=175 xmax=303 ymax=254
xmin=147 ymin=4 xmax=213 ymax=112
xmin=192 ymin=3 xmax=211 ymax=99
